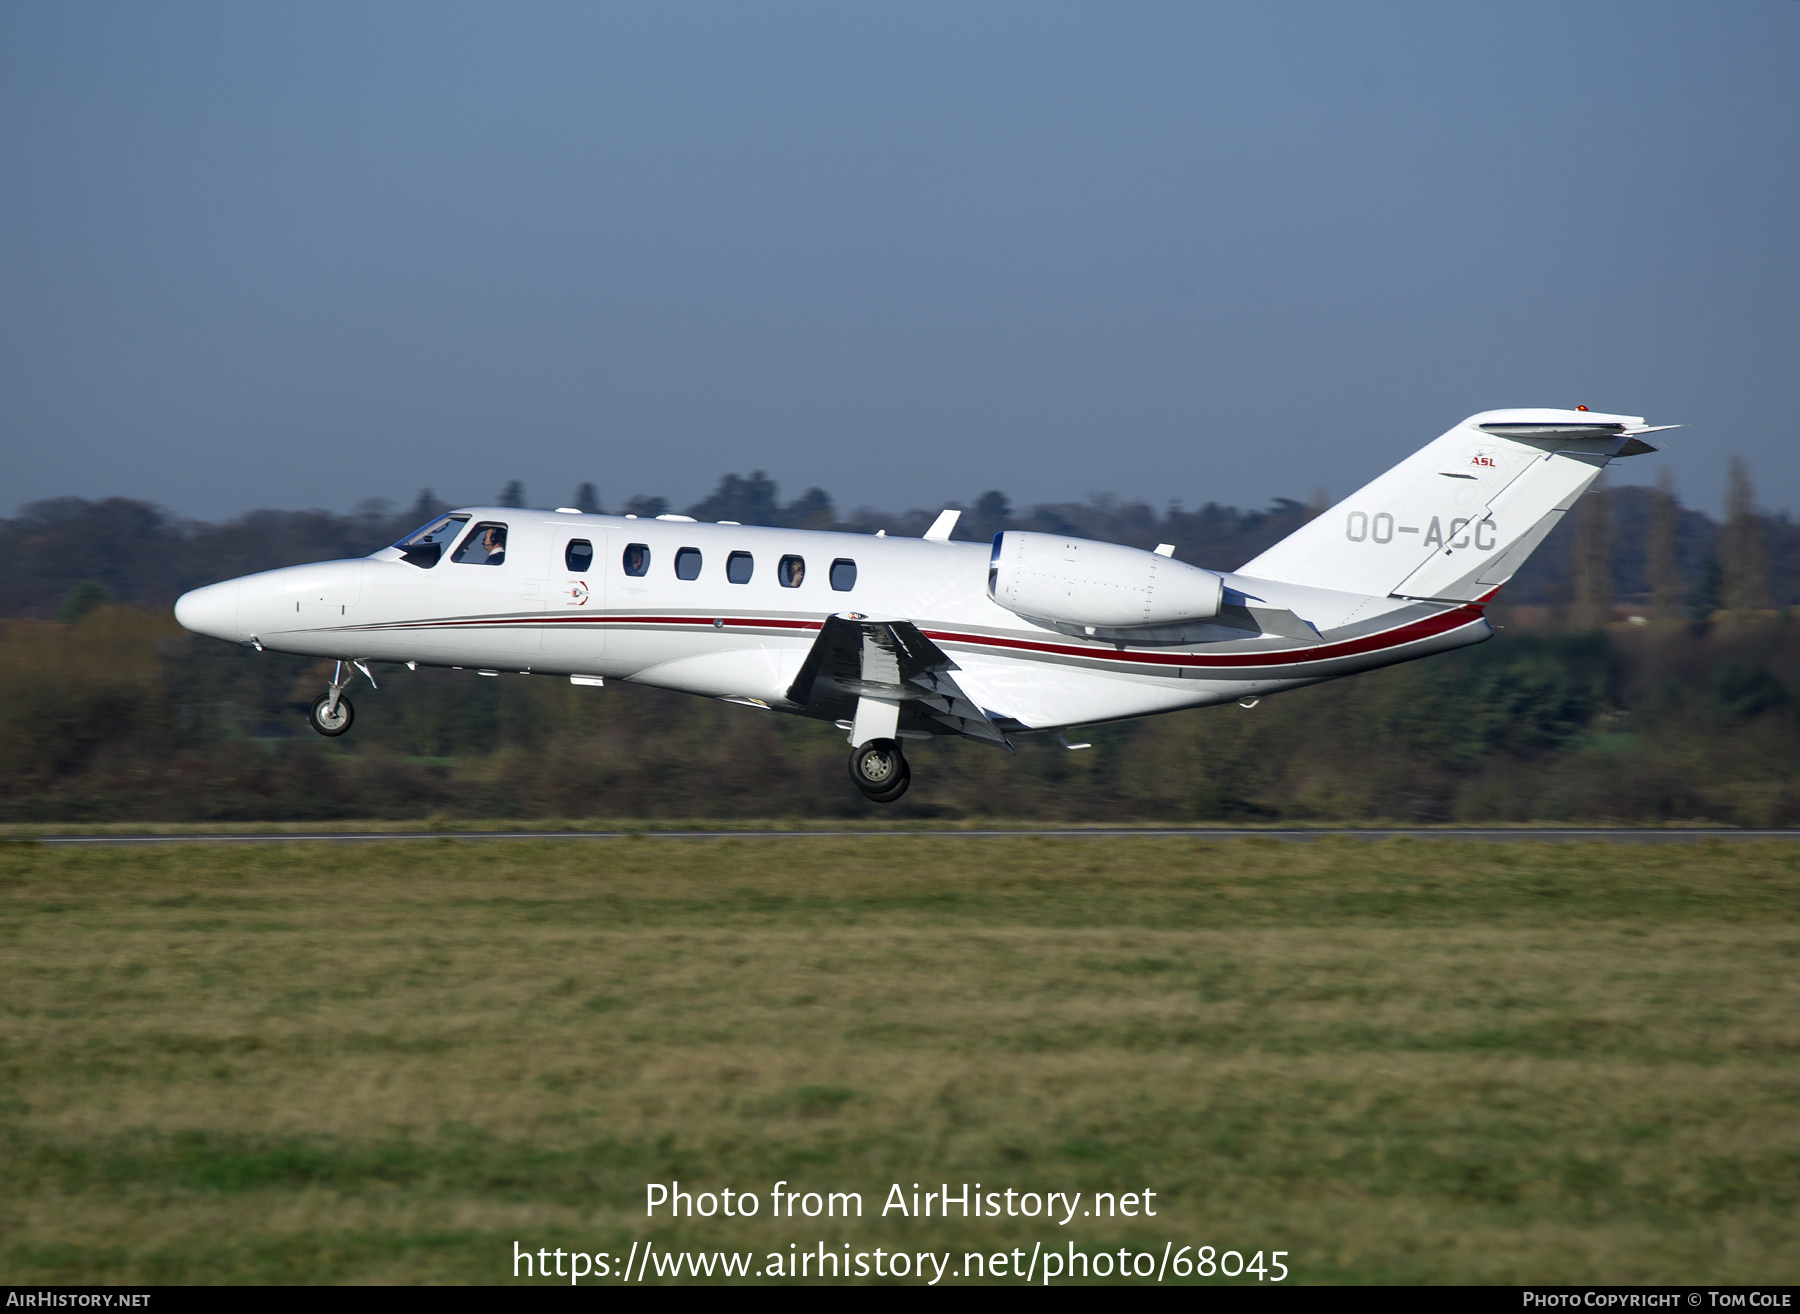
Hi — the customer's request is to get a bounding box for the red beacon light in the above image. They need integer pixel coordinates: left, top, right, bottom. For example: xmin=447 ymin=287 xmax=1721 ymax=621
xmin=1576 ymin=405 xmax=1589 ymax=411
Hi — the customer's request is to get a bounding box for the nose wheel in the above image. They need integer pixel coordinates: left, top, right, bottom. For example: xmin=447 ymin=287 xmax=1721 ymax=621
xmin=309 ymin=692 xmax=354 ymax=736
xmin=307 ymin=659 xmax=370 ymax=737
xmin=849 ymin=739 xmax=910 ymax=803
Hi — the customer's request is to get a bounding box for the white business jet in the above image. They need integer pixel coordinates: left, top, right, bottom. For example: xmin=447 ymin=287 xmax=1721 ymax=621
xmin=175 ymin=408 xmax=1671 ymax=802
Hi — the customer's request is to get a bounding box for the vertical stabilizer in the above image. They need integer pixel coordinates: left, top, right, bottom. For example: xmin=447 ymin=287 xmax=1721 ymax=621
xmin=1237 ymin=409 xmax=1671 ymax=601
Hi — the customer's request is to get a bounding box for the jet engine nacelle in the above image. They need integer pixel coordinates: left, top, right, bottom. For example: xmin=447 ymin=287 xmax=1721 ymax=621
xmin=987 ymin=531 xmax=1225 ymax=630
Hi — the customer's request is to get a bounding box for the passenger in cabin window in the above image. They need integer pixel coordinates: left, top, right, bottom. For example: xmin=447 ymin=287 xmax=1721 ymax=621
xmin=779 ymin=556 xmax=805 ymax=588
xmin=623 ymin=543 xmax=648 ymax=576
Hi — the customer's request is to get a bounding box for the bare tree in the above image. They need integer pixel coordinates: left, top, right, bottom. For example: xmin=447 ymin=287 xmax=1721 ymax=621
xmin=1722 ymin=456 xmax=1767 ymax=612
xmin=1570 ymin=480 xmax=1612 ymax=631
xmin=1649 ymin=467 xmax=1680 ymax=622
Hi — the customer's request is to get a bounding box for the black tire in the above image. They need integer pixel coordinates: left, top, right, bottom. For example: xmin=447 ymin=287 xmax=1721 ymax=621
xmin=849 ymin=740 xmax=909 ymax=802
xmin=309 ymin=693 xmax=354 ymax=737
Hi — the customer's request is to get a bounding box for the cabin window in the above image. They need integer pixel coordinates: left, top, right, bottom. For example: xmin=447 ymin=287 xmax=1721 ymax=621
xmin=564 ymin=539 xmax=593 ymax=572
xmin=451 ymin=522 xmax=509 ymax=566
xmin=675 ymin=547 xmax=703 ymax=581
xmin=622 ymin=543 xmax=650 ymax=576
xmin=726 ymin=551 xmax=754 ymax=584
xmin=778 ymin=555 xmax=806 ymax=588
xmin=830 ymin=558 xmax=857 ymax=591
xmin=392 ymin=514 xmax=469 ymax=569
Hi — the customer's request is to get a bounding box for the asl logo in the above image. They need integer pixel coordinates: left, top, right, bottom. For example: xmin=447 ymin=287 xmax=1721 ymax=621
xmin=1470 ymin=453 xmax=1497 ymax=469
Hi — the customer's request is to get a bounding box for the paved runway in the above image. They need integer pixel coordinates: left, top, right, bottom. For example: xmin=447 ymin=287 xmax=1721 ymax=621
xmin=20 ymin=827 xmax=1800 ymax=846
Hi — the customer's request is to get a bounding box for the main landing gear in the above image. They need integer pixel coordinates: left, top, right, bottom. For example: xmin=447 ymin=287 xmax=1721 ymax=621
xmin=308 ymin=660 xmax=370 ymax=737
xmin=849 ymin=738 xmax=910 ymax=803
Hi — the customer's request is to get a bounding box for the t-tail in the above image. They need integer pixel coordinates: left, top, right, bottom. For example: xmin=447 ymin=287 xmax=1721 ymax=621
xmin=1238 ymin=408 xmax=1675 ymax=602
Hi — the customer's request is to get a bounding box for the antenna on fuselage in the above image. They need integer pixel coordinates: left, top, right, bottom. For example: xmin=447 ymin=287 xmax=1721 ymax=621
xmin=924 ymin=509 xmax=961 ymax=542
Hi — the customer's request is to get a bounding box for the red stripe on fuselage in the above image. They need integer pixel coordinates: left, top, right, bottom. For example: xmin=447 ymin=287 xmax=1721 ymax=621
xmin=921 ymin=604 xmax=1485 ymax=670
xmin=361 ymin=603 xmax=1485 ymax=674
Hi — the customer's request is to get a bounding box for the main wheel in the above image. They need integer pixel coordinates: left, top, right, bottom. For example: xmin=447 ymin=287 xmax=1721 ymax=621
xmin=309 ymin=693 xmax=354 ymax=736
xmin=863 ymin=758 xmax=910 ymax=803
xmin=849 ymin=739 xmax=910 ymax=802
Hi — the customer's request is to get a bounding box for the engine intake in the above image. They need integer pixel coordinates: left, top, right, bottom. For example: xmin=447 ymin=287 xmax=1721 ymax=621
xmin=987 ymin=532 xmax=1224 ymax=629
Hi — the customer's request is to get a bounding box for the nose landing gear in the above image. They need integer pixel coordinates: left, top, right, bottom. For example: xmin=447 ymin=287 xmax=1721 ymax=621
xmin=308 ymin=660 xmax=371 ymax=737
xmin=849 ymin=738 xmax=910 ymax=803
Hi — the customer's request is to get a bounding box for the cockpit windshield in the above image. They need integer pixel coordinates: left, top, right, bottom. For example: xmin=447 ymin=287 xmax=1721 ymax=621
xmin=392 ymin=514 xmax=469 ymax=569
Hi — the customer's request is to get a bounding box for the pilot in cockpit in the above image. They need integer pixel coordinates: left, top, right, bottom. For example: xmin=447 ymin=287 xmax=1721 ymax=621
xmin=453 ymin=523 xmax=508 ymax=566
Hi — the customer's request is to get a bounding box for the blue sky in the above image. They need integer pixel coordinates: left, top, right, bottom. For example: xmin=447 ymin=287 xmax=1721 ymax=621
xmin=3 ymin=2 xmax=1796 ymax=522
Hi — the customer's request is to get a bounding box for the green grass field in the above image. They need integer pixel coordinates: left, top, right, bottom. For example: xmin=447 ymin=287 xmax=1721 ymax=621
xmin=3 ymin=836 xmax=1797 ymax=1284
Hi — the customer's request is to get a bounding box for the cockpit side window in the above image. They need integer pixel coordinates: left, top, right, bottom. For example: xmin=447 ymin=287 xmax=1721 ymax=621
xmin=392 ymin=514 xmax=470 ymax=569
xmin=451 ymin=521 xmax=509 ymax=566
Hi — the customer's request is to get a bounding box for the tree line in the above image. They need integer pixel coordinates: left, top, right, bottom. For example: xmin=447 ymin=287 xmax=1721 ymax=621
xmin=5 ymin=464 xmax=1795 ymax=620
xmin=2 ymin=601 xmax=1795 ymax=825
xmin=2 ymin=465 xmax=1795 ymax=825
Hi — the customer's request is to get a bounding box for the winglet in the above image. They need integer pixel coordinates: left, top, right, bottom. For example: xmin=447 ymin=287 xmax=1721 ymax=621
xmin=924 ymin=509 xmax=961 ymax=542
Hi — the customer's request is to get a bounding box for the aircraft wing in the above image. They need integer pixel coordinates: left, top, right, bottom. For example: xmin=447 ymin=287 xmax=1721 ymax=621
xmin=787 ymin=614 xmax=1013 ymax=749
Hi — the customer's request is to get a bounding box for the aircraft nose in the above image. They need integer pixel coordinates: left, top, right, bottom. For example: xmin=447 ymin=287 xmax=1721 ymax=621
xmin=174 ymin=580 xmax=242 ymax=641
